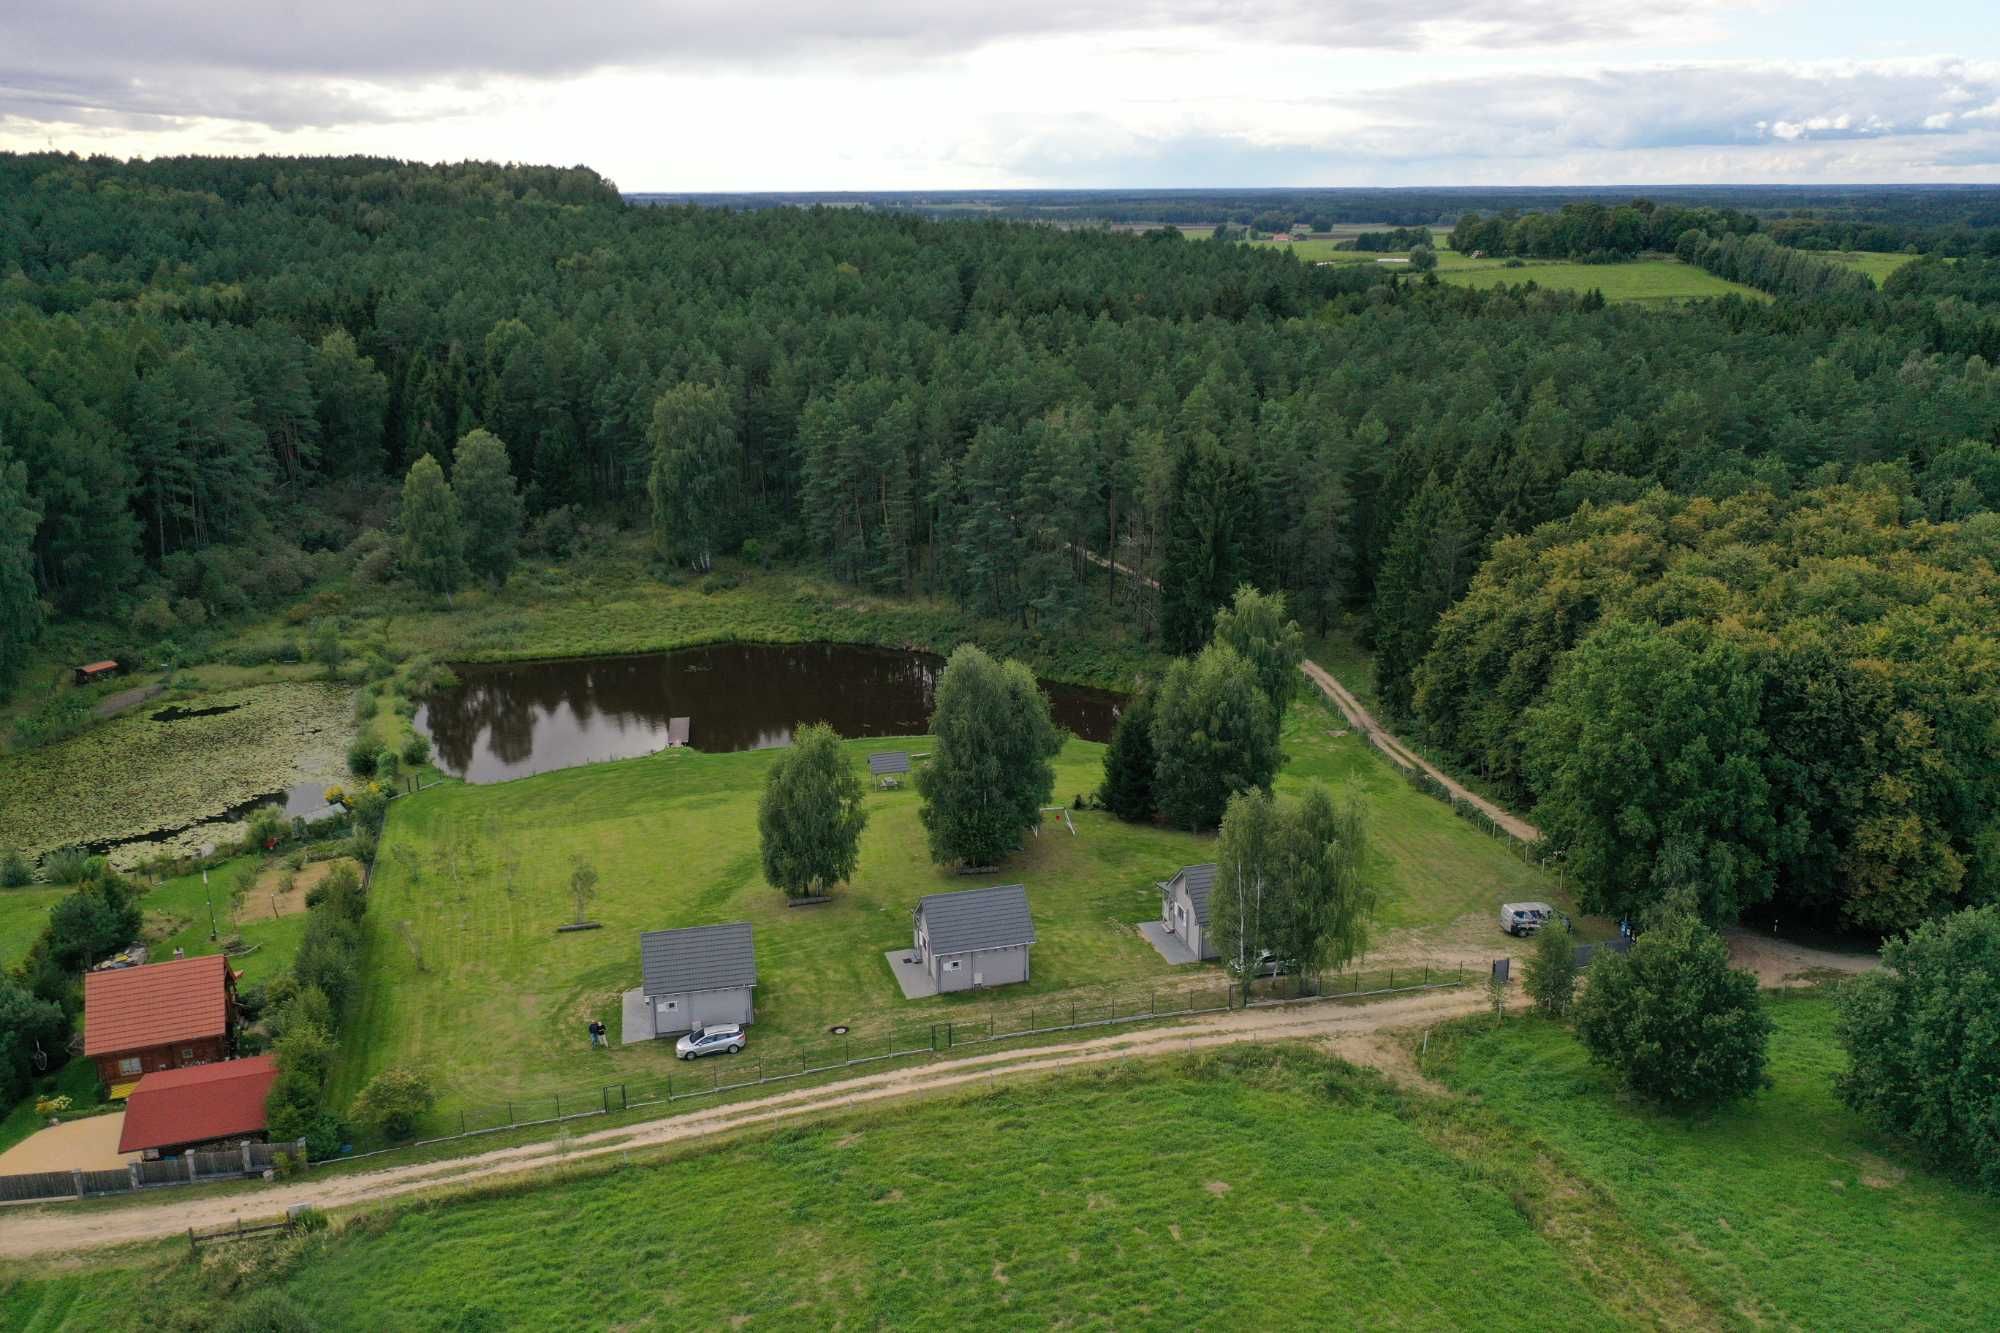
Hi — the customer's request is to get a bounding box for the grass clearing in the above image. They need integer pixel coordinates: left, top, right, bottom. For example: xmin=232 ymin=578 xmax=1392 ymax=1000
xmin=1438 ymin=257 xmax=1765 ymax=303
xmin=1824 ymin=249 xmax=1918 ymax=286
xmin=1427 ymin=991 xmax=2000 ymax=1330
xmin=333 ymin=703 xmax=1558 ymax=1120
xmin=0 ymin=885 xmax=62 ymax=969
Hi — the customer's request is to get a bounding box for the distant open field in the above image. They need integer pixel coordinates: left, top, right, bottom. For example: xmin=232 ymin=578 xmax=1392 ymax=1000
xmin=1438 ymin=257 xmax=1765 ymax=303
xmin=1824 ymin=249 xmax=1920 ymax=286
xmin=330 ymin=701 xmax=1560 ymax=1122
xmin=10 ymin=992 xmax=1997 ymax=1330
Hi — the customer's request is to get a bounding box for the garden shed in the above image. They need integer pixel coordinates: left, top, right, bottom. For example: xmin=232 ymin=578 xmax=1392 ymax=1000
xmin=117 ymin=1054 xmax=280 ymax=1158
xmin=911 ymin=884 xmax=1036 ymax=993
xmin=638 ymin=922 xmax=758 ymax=1037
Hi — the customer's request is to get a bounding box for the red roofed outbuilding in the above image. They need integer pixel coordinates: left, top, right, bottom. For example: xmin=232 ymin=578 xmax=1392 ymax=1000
xmin=118 ymin=1055 xmax=279 ymax=1157
xmin=83 ymin=954 xmax=238 ymax=1095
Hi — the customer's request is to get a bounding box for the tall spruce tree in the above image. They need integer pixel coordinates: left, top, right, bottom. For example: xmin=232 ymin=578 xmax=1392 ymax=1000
xmin=1158 ymin=445 xmax=1250 ymax=655
xmin=1372 ymin=474 xmax=1477 ymax=718
xmin=396 ymin=453 xmax=466 ymax=596
xmin=1097 ymin=689 xmax=1157 ymax=822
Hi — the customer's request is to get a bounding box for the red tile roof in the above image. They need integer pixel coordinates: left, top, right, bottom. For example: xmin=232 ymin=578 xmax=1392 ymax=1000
xmin=83 ymin=954 xmax=231 ymax=1057
xmin=118 ymin=1055 xmax=279 ymax=1154
xmin=79 ymin=660 xmax=119 ymax=674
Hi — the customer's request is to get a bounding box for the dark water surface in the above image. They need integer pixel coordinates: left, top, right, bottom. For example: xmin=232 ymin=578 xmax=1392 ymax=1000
xmin=415 ymin=643 xmax=1125 ymax=784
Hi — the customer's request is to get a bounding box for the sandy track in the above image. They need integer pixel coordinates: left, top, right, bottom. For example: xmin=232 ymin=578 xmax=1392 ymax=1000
xmin=0 ymin=989 xmax=1490 ymax=1258
xmin=1299 ymin=659 xmax=1542 ymax=843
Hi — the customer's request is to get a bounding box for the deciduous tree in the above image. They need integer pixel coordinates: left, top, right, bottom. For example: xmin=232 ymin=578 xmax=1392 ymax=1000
xmin=1151 ymin=642 xmax=1277 ymax=831
xmin=759 ymin=723 xmax=869 ymax=899
xmin=916 ymin=645 xmax=1062 ymax=866
xmin=452 ymin=428 xmax=525 ymax=586
xmin=1573 ymin=898 xmax=1770 ymax=1109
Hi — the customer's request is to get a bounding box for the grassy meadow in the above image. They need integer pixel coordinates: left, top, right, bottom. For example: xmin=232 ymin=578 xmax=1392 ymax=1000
xmin=1437 ymin=257 xmax=1765 ymax=303
xmin=1825 ymin=249 xmax=1919 ymax=286
xmin=10 ymin=993 xmax=1998 ymax=1330
xmin=331 ymin=698 xmax=1558 ymax=1117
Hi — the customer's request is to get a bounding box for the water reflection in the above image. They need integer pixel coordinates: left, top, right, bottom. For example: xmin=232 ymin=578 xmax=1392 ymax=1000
xmin=416 ymin=643 xmax=1124 ymax=784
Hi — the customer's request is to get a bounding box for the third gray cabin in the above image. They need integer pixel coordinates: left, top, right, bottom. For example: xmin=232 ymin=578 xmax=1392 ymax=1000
xmin=1159 ymin=864 xmax=1219 ymax=961
xmin=912 ymin=884 xmax=1036 ymax=992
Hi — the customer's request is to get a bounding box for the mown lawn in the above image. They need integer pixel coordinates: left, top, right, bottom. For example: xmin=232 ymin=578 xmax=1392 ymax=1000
xmin=332 ymin=704 xmax=1557 ymax=1117
xmin=140 ymin=855 xmax=313 ymax=988
xmin=1429 ymin=992 xmax=2000 ymax=1331
xmin=1825 ymin=250 xmax=1918 ymax=286
xmin=0 ymin=885 xmax=61 ymax=969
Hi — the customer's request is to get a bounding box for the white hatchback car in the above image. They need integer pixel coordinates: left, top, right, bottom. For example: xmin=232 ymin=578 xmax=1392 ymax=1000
xmin=675 ymin=1023 xmax=745 ymax=1060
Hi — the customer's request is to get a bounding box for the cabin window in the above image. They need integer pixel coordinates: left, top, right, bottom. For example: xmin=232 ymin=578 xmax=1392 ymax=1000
xmin=181 ymin=1047 xmax=195 ymax=1061
xmin=945 ymin=959 xmax=962 ymax=971
xmin=118 ymin=1057 xmax=141 ymax=1076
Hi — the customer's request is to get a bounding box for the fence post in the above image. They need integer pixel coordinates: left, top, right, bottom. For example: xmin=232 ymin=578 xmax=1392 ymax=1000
xmin=1389 ymin=968 xmax=1394 ymax=990
xmin=71 ymin=1168 xmax=85 ymax=1199
xmin=186 ymin=1154 xmax=197 ymax=1183
xmin=1423 ymin=964 xmax=1429 ymax=986
xmin=506 ymin=1101 xmax=513 ymax=1125
xmin=555 ymin=1094 xmax=561 ymax=1118
xmin=620 ymin=1083 xmax=628 ymax=1111
xmin=947 ymin=1022 xmax=954 ymax=1049
xmin=241 ymin=1141 xmax=254 ymax=1174
xmin=602 ymin=1087 xmax=610 ymax=1114
xmin=128 ymin=1162 xmax=141 ymax=1192
xmin=460 ymin=1110 xmax=466 ymax=1135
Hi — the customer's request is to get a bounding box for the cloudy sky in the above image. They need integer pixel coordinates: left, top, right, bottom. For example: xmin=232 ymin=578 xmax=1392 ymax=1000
xmin=1 ymin=2 xmax=1995 ymax=189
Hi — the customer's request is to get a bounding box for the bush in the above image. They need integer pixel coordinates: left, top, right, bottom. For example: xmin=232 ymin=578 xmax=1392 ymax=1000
xmin=37 ymin=845 xmax=94 ymax=885
xmin=345 ymin=740 xmax=377 ymax=777
xmin=0 ymin=849 xmax=31 ymax=887
xmin=400 ymin=733 xmax=432 ymax=768
xmin=375 ymin=749 xmax=401 ymax=782
xmin=11 ymin=693 xmax=94 ymax=750
xmin=1523 ymin=919 xmax=1579 ymax=1017
xmin=1573 ymin=900 xmax=1770 ymax=1109
xmin=1836 ymin=905 xmax=2000 ymax=1192
xmin=245 ymin=805 xmax=288 ymax=852
xmin=348 ymin=1068 xmax=437 ymax=1141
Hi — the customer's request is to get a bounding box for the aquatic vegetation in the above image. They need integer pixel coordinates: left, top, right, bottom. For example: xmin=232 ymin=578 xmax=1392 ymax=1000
xmin=0 ymin=683 xmax=356 ymax=859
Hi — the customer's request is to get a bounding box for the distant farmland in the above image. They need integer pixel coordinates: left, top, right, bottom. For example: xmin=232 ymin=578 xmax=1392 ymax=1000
xmin=1436 ymin=258 xmax=1766 ymax=303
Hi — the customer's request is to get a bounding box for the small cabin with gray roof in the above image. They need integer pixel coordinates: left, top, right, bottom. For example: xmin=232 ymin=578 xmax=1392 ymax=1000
xmin=1160 ymin=864 xmax=1219 ymax=961
xmin=639 ymin=922 xmax=758 ymax=1037
xmin=912 ymin=884 xmax=1036 ymax=992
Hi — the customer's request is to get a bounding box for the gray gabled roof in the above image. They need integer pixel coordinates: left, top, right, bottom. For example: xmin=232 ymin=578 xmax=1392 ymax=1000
xmin=916 ymin=884 xmax=1036 ymax=955
xmin=1168 ymin=864 xmax=1217 ymax=927
xmin=868 ymin=751 xmax=911 ymax=775
xmin=640 ymin=922 xmax=757 ymax=997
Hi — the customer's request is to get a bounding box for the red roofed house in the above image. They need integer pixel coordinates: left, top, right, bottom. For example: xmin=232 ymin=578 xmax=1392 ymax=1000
xmin=117 ymin=1055 xmax=280 ymax=1158
xmin=84 ymin=954 xmax=238 ymax=1096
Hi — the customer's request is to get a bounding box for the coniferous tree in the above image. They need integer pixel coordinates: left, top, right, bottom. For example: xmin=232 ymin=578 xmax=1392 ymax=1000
xmin=396 ymin=453 xmax=466 ymax=596
xmin=1372 ymin=474 xmax=1477 ymax=718
xmin=1097 ymin=690 xmax=1157 ymax=822
xmin=1158 ymin=446 xmax=1249 ymax=655
xmin=0 ymin=442 xmax=43 ymax=700
xmin=452 ymin=429 xmax=525 ymax=586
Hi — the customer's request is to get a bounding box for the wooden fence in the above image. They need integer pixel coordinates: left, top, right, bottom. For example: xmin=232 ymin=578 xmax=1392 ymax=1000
xmin=0 ymin=1139 xmax=306 ymax=1205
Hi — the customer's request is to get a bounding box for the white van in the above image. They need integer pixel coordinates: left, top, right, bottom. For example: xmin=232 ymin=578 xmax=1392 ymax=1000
xmin=1500 ymin=902 xmax=1556 ymax=937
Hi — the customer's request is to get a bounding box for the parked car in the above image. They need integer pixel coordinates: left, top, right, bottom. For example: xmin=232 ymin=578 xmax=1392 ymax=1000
xmin=1499 ymin=902 xmax=1557 ymax=937
xmin=675 ymin=1023 xmax=745 ymax=1060
xmin=1226 ymin=949 xmax=1292 ymax=978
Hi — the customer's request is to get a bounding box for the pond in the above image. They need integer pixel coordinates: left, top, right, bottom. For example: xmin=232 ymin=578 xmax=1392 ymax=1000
xmin=415 ymin=643 xmax=1126 ymax=784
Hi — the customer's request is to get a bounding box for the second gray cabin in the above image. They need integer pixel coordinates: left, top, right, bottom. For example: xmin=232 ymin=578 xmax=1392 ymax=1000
xmin=912 ymin=884 xmax=1036 ymax=992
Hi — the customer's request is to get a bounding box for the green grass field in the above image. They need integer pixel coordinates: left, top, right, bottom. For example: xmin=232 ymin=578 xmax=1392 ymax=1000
xmin=0 ymin=886 xmax=61 ymax=969
xmin=1824 ymin=250 xmax=1918 ymax=286
xmin=1429 ymin=993 xmax=2000 ymax=1329
xmin=331 ymin=699 xmax=1557 ymax=1119
xmin=9 ymin=992 xmax=1996 ymax=1331
xmin=1438 ymin=258 xmax=1764 ymax=303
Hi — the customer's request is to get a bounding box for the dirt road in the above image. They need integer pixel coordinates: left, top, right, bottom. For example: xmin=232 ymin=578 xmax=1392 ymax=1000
xmin=0 ymin=988 xmax=1491 ymax=1258
xmin=1299 ymin=659 xmax=1542 ymax=843
xmin=1067 ymin=542 xmax=1541 ymax=845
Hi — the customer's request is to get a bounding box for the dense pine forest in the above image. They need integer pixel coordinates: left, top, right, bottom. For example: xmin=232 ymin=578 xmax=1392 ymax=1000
xmin=2 ymin=153 xmax=1998 ymax=934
